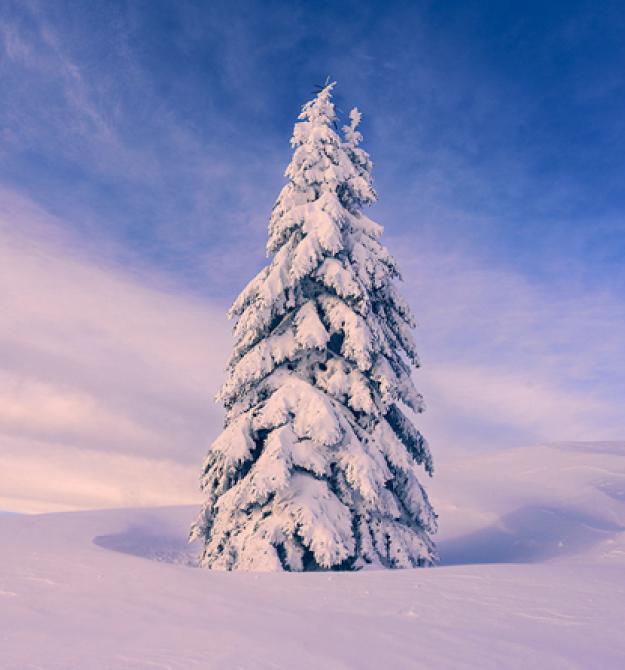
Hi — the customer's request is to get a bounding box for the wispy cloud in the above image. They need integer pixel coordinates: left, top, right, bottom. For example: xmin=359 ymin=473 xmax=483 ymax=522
xmin=394 ymin=236 xmax=625 ymax=454
xmin=0 ymin=435 xmax=199 ymax=514
xmin=0 ymin=3 xmax=289 ymax=299
xmin=0 ymin=191 xmax=230 ymax=511
xmin=1 ymin=1 xmax=624 ymax=511
xmin=1 ymin=189 xmax=623 ymax=511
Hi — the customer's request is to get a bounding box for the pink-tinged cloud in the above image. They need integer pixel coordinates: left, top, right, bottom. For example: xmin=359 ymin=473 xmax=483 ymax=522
xmin=1 ymin=190 xmax=623 ymax=512
xmin=0 ymin=190 xmax=230 ymax=511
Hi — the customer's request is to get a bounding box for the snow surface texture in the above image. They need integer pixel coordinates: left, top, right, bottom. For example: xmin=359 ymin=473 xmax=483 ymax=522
xmin=2 ymin=443 xmax=625 ymax=670
xmin=192 ymin=84 xmax=435 ymax=571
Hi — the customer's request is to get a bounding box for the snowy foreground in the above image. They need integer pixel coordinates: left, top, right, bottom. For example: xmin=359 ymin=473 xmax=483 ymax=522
xmin=2 ymin=443 xmax=625 ymax=670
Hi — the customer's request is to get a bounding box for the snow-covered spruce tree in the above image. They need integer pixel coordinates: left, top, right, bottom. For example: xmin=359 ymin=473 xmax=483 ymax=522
xmin=190 ymin=83 xmax=437 ymax=571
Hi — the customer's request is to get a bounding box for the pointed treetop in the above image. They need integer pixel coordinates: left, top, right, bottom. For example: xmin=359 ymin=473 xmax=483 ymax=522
xmin=297 ymin=81 xmax=337 ymax=125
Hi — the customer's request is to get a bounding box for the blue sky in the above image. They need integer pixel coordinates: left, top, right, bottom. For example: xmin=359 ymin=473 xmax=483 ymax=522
xmin=3 ymin=0 xmax=625 ymax=292
xmin=1 ymin=1 xmax=624 ymax=511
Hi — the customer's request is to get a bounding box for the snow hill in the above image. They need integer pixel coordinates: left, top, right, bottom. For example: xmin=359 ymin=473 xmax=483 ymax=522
xmin=2 ymin=442 xmax=625 ymax=669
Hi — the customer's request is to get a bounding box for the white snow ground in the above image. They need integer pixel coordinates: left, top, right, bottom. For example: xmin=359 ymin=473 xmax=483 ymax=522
xmin=2 ymin=442 xmax=625 ymax=670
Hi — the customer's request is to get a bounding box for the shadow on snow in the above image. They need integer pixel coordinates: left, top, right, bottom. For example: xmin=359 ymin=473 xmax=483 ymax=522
xmin=93 ymin=526 xmax=198 ymax=566
xmin=438 ymin=505 xmax=623 ymax=566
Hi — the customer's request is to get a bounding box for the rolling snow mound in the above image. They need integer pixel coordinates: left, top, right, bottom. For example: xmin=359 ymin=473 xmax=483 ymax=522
xmin=2 ymin=442 xmax=625 ymax=669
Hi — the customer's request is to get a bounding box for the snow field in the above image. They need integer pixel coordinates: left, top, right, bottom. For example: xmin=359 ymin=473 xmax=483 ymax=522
xmin=2 ymin=442 xmax=624 ymax=669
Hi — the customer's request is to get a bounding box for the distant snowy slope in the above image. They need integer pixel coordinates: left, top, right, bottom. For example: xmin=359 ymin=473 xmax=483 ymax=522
xmin=1 ymin=443 xmax=624 ymax=670
xmin=430 ymin=441 xmax=625 ymax=565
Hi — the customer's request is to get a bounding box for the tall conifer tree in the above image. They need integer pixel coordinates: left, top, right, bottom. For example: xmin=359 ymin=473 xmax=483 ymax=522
xmin=191 ymin=83 xmax=437 ymax=571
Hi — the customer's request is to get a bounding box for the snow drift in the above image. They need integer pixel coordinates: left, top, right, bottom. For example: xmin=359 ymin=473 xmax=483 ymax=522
xmin=1 ymin=442 xmax=625 ymax=669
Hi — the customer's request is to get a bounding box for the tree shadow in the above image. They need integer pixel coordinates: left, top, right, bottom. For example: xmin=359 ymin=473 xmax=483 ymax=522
xmin=94 ymin=525 xmax=198 ymax=566
xmin=438 ymin=505 xmax=624 ymax=566
xmin=93 ymin=505 xmax=624 ymax=569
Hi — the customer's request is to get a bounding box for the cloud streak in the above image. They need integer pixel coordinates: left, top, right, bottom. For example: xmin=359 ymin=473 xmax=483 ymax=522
xmin=1 ymin=191 xmax=229 ymax=511
xmin=1 ymin=1 xmax=624 ymax=511
xmin=394 ymin=236 xmax=625 ymax=454
xmin=1 ymin=189 xmax=623 ymax=511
